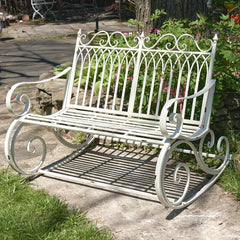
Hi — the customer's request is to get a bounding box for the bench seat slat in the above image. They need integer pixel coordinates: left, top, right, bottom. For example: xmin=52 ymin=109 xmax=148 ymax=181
xmin=20 ymin=109 xmax=199 ymax=146
xmin=69 ymin=105 xmax=201 ymax=126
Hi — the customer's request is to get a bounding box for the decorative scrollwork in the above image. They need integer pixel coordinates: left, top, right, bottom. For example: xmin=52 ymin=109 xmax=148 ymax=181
xmin=198 ymin=130 xmax=230 ymax=175
xmin=155 ymin=134 xmax=230 ymax=209
xmin=6 ymin=88 xmax=32 ymax=116
xmin=77 ymin=30 xmax=216 ymax=63
xmin=16 ymin=94 xmax=31 ymax=115
xmin=173 ymin=162 xmax=190 ymax=205
xmin=155 ymin=140 xmax=198 ymax=209
xmin=6 ymin=67 xmax=71 ymax=117
xmin=159 ymin=98 xmax=184 ymax=139
xmin=5 ymin=121 xmax=46 ymax=175
xmin=79 ymin=30 xmax=141 ymax=49
xmin=4 ymin=120 xmax=95 ymax=175
xmin=159 ymin=80 xmax=216 ymax=140
xmin=142 ymin=33 xmax=216 ymax=53
xmin=25 ymin=136 xmax=46 ymax=172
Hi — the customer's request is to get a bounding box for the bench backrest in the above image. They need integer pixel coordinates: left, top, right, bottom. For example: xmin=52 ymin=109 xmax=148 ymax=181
xmin=64 ymin=30 xmax=217 ymax=127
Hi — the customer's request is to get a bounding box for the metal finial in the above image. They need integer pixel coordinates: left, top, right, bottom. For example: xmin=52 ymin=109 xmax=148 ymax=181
xmin=213 ymin=34 xmax=218 ymax=42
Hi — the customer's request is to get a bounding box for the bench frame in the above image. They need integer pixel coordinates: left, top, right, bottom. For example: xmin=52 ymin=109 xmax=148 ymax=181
xmin=31 ymin=0 xmax=56 ymax=20
xmin=5 ymin=30 xmax=231 ymax=209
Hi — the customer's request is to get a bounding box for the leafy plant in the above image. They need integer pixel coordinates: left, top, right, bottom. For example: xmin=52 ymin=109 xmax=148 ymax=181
xmin=128 ymin=18 xmax=144 ymax=28
xmin=213 ymin=14 xmax=240 ymax=94
xmin=53 ymin=10 xmax=239 ymax=124
xmin=128 ymin=9 xmax=166 ymax=32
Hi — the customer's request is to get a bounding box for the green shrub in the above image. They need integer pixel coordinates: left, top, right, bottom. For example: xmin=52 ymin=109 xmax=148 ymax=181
xmin=53 ymin=10 xmax=240 ymax=123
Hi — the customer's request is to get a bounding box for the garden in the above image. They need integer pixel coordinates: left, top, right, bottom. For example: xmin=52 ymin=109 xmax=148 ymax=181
xmin=55 ymin=4 xmax=240 ymax=200
xmin=1 ymin=1 xmax=240 ymax=239
xmin=129 ymin=7 xmax=240 ymax=201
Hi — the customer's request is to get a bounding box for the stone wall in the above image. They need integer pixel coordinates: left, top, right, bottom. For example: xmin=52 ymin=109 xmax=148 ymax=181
xmin=36 ymin=71 xmax=68 ymax=115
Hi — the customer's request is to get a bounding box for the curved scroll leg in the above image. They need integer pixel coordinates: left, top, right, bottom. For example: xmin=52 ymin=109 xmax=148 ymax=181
xmin=51 ymin=128 xmax=94 ymax=150
xmin=155 ymin=133 xmax=230 ymax=209
xmin=4 ymin=119 xmax=47 ymax=175
xmin=197 ymin=130 xmax=230 ymax=175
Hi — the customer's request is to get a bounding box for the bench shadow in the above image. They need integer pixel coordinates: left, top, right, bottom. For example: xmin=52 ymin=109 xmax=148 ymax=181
xmin=28 ymin=144 xmax=209 ymax=219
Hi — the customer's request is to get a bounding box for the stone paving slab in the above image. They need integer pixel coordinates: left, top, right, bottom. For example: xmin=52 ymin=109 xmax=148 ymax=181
xmin=0 ymin=19 xmax=135 ymax=42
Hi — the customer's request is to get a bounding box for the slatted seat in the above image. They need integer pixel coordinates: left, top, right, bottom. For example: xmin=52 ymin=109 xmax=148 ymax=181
xmin=21 ymin=108 xmax=200 ymax=146
xmin=5 ymin=30 xmax=231 ymax=209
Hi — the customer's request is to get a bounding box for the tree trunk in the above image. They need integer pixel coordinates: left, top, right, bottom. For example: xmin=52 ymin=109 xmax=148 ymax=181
xmin=134 ymin=0 xmax=152 ymax=33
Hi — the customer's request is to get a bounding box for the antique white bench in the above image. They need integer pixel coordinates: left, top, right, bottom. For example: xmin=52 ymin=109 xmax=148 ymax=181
xmin=31 ymin=0 xmax=57 ymax=19
xmin=5 ymin=30 xmax=231 ymax=209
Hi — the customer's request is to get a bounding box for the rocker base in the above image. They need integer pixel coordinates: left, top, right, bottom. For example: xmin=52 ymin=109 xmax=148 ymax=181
xmin=37 ymin=144 xmax=213 ymax=208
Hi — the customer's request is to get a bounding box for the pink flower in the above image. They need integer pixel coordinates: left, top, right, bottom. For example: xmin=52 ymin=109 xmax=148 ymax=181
xmin=114 ymin=73 xmax=118 ymax=80
xmin=160 ymin=78 xmax=167 ymax=88
xmin=170 ymin=88 xmax=176 ymax=98
xmin=154 ymin=29 xmax=161 ymax=34
xmin=124 ymin=32 xmax=128 ymax=36
xmin=149 ymin=28 xmax=153 ymax=33
xmin=127 ymin=77 xmax=133 ymax=81
xmin=236 ymin=72 xmax=239 ymax=78
xmin=164 ymin=87 xmax=168 ymax=91
xmin=154 ymin=98 xmax=157 ymax=103
xmin=180 ymin=104 xmax=183 ymax=115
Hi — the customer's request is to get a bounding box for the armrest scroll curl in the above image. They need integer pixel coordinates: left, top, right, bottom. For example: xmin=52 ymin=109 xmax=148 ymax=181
xmin=6 ymin=67 xmax=72 ymax=116
xmin=159 ymin=79 xmax=216 ymax=140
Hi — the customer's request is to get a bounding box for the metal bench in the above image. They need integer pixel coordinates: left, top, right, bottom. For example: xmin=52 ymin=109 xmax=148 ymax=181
xmin=5 ymin=30 xmax=231 ymax=209
xmin=31 ymin=0 xmax=56 ymax=19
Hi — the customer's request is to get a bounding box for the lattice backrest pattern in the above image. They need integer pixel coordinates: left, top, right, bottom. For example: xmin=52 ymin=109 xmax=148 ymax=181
xmin=66 ymin=31 xmax=217 ymax=124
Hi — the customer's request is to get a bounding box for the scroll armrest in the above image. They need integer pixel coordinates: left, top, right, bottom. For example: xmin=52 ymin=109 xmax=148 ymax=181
xmin=6 ymin=67 xmax=72 ymax=116
xmin=160 ymin=79 xmax=216 ymax=139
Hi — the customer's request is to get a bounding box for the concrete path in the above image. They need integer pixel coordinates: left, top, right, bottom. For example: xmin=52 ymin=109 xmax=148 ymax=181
xmin=0 ymin=19 xmax=240 ymax=240
xmin=0 ymin=18 xmax=135 ymax=42
xmin=0 ymin=38 xmax=76 ymax=85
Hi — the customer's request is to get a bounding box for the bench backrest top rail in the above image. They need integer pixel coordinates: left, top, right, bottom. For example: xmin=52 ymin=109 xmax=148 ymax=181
xmin=64 ymin=30 xmax=217 ymax=127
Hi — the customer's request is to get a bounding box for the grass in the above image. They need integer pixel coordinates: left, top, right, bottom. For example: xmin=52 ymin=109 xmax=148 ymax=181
xmin=0 ymin=169 xmax=113 ymax=240
xmin=218 ymin=130 xmax=240 ymax=201
xmin=219 ymin=161 xmax=240 ymax=201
